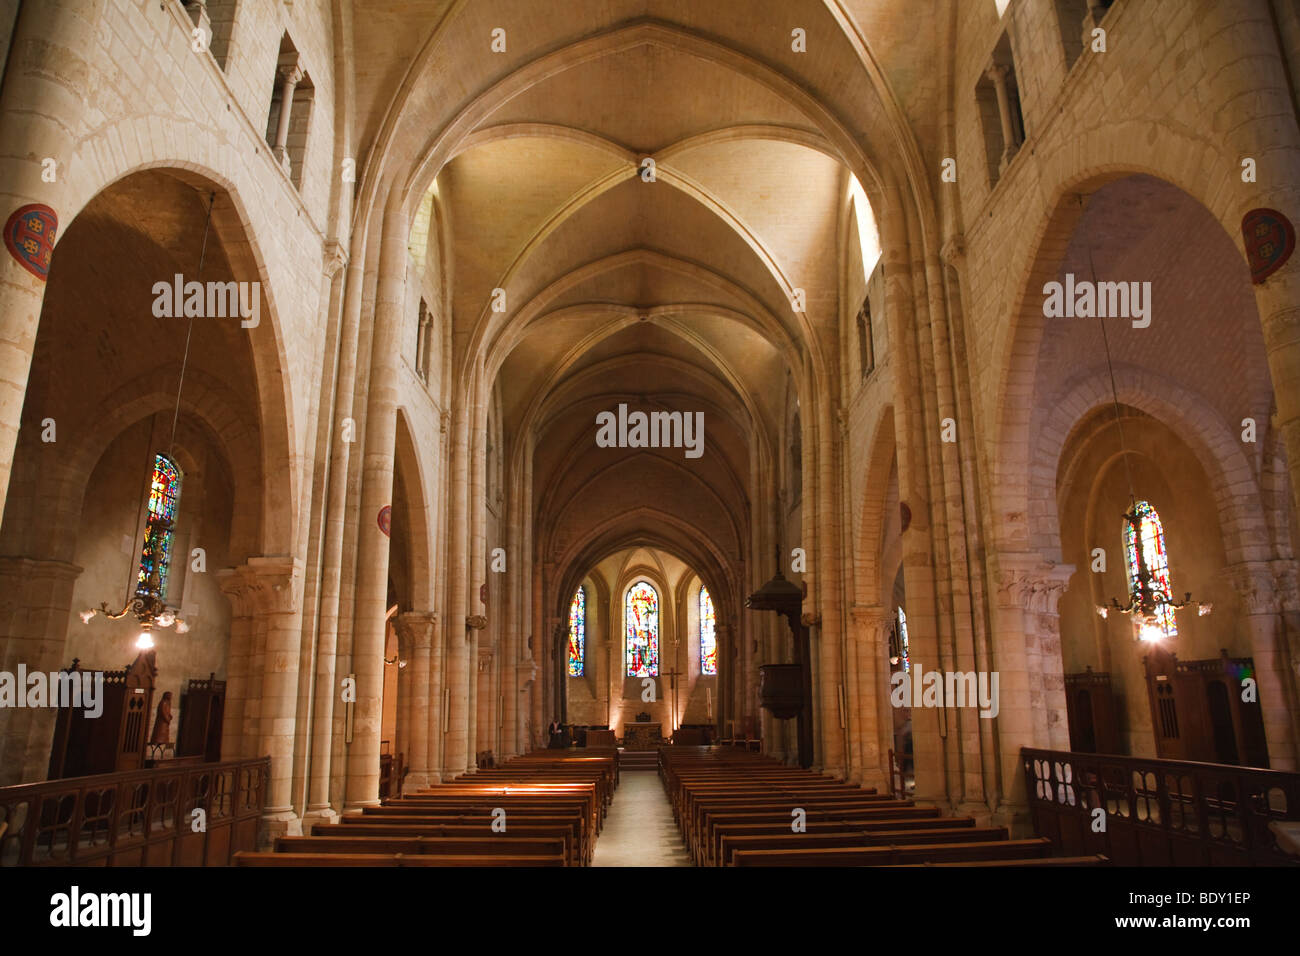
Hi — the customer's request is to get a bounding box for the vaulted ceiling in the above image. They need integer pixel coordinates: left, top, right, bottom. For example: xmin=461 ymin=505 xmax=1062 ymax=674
xmin=347 ymin=0 xmax=936 ymax=600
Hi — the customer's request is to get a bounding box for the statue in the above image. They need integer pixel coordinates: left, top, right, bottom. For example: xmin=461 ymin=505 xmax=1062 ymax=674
xmin=150 ymin=691 xmax=173 ymax=745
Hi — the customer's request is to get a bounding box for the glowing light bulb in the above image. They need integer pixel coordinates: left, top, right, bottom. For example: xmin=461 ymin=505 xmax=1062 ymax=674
xmin=79 ymin=609 xmax=96 ymax=624
xmin=136 ymin=632 xmax=155 ymax=651
xmin=1138 ymin=621 xmax=1164 ymax=643
xmin=1096 ymin=606 xmax=1109 ymax=620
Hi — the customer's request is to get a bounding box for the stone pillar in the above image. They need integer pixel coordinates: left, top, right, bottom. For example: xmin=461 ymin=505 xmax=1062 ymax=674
xmin=0 ymin=2 xmax=91 ymax=518
xmin=0 ymin=557 xmax=81 ymax=785
xmin=1228 ymin=561 xmax=1299 ymax=770
xmin=344 ymin=198 xmax=407 ymax=809
xmin=985 ymin=64 xmax=1019 ymax=172
xmin=415 ymin=308 xmax=430 ymax=382
xmin=1207 ymin=2 xmax=1300 ymax=520
xmin=217 ymin=567 xmax=257 ymax=761
xmin=850 ymin=605 xmax=894 ymax=792
xmin=442 ymin=409 xmax=470 ymax=778
xmin=393 ymin=611 xmax=435 ymax=789
xmin=271 ymin=57 xmax=303 ymax=174
xmin=989 ymin=555 xmax=1072 ymax=832
xmin=244 ymin=557 xmax=306 ymax=842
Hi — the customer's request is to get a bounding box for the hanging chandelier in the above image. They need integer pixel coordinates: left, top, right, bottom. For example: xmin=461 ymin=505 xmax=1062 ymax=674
xmin=1086 ymin=242 xmax=1210 ymax=641
xmin=1096 ymin=500 xmax=1211 ymax=641
xmin=81 ymin=192 xmax=216 ymax=644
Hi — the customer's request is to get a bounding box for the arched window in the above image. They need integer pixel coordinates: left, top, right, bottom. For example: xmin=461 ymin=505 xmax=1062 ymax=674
xmin=1124 ymin=499 xmax=1177 ymax=639
xmin=567 ymin=586 xmax=585 ymax=677
xmin=625 ymin=581 xmax=659 ymax=678
xmin=136 ymin=453 xmax=183 ymax=602
xmin=699 ymin=586 xmax=717 ymax=676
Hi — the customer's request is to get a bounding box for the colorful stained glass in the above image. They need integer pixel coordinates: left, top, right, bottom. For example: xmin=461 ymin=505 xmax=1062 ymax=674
xmin=625 ymin=580 xmax=659 ymax=677
xmin=136 ymin=453 xmax=183 ymax=602
xmin=897 ymin=606 xmax=910 ymax=673
xmin=568 ymin=587 xmax=585 ymax=677
xmin=1124 ymin=499 xmax=1177 ymax=638
xmin=699 ymin=586 xmax=717 ymax=675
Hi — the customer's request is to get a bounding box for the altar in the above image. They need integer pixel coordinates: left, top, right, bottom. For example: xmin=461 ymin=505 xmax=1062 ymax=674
xmin=622 ymin=722 xmax=663 ymax=750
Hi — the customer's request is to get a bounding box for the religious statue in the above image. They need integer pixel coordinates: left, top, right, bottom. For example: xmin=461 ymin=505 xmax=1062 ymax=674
xmin=150 ymin=691 xmax=173 ymax=745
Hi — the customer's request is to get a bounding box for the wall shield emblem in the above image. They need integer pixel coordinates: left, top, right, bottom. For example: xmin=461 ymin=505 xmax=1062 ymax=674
xmin=1241 ymin=207 xmax=1295 ymax=284
xmin=377 ymin=505 xmax=391 ymax=537
xmin=4 ymin=203 xmax=58 ymax=280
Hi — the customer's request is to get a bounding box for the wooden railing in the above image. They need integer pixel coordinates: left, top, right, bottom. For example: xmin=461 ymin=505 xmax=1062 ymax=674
xmin=1022 ymin=748 xmax=1300 ymax=866
xmin=0 ymin=756 xmax=269 ymax=867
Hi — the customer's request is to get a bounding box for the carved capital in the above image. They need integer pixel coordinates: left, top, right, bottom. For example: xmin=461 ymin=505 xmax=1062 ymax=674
xmin=995 ymin=555 xmax=1074 ymax=615
xmin=1226 ymin=561 xmax=1284 ymax=616
xmin=216 ymin=568 xmax=258 ymax=618
xmin=940 ymin=234 xmax=966 ymax=266
xmin=276 ymin=51 xmax=303 ymax=86
xmin=985 ymin=63 xmax=1010 ymax=86
xmin=1275 ymin=562 xmax=1300 ymax=613
xmin=220 ymin=557 xmax=302 ymax=617
xmin=394 ymin=610 xmax=436 ymax=650
xmin=322 ymin=240 xmax=348 ymax=278
xmin=466 ymin=614 xmax=488 ymax=631
xmin=850 ymin=603 xmax=894 ymax=636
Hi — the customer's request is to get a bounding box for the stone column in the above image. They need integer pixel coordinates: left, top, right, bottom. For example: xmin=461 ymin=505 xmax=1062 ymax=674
xmin=989 ymin=554 xmax=1072 ymax=832
xmin=850 ymin=605 xmax=894 ymax=792
xmin=271 ymin=57 xmax=303 ymax=174
xmin=415 ymin=308 xmax=430 ymax=382
xmin=244 ymin=557 xmax=306 ymax=842
xmin=394 ymin=611 xmax=435 ymax=789
xmin=217 ymin=567 xmax=258 ymax=761
xmin=344 ymin=197 xmax=407 ymax=809
xmin=985 ymin=64 xmax=1019 ymax=172
xmin=442 ymin=408 xmax=470 ymax=778
xmin=0 ymin=2 xmax=91 ymax=518
xmin=1228 ymin=561 xmax=1299 ymax=770
xmin=0 ymin=557 xmax=81 ymax=785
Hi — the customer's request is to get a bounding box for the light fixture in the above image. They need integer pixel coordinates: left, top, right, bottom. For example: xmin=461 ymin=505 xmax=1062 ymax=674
xmin=1087 ymin=242 xmax=1209 ymax=640
xmin=82 ymin=192 xmax=215 ymax=643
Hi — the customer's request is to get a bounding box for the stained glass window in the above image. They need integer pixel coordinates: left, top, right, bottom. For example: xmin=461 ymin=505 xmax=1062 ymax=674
xmin=568 ymin=586 xmax=585 ymax=677
xmin=699 ymin=586 xmax=717 ymax=675
xmin=625 ymin=580 xmax=659 ymax=678
xmin=897 ymin=606 xmax=910 ymax=673
xmin=136 ymin=453 xmax=183 ymax=602
xmin=1124 ymin=499 xmax=1177 ymax=638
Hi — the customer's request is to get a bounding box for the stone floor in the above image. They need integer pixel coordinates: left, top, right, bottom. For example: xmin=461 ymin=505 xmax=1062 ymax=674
xmin=592 ymin=772 xmax=693 ymax=867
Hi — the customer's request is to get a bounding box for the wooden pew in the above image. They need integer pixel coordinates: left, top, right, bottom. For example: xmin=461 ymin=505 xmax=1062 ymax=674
xmin=731 ymin=837 xmax=1054 ymax=867
xmin=274 ymin=834 xmax=567 ymax=862
xmin=718 ymin=826 xmax=1009 ymax=866
xmin=698 ymin=806 xmax=945 ymax=867
xmin=892 ymin=854 xmax=1111 ymax=867
xmin=314 ymin=821 xmax=581 ymax=866
xmin=234 ymin=851 xmax=563 ymax=867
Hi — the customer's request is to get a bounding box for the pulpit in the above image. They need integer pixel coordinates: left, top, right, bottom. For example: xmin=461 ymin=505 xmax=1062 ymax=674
xmin=623 ymin=722 xmax=662 ymax=750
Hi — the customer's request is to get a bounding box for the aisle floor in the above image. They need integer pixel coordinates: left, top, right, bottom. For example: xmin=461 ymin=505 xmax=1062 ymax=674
xmin=592 ymin=772 xmax=694 ymax=867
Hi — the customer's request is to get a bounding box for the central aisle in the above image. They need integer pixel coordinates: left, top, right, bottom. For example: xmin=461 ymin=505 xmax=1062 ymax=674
xmin=592 ymin=772 xmax=694 ymax=867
